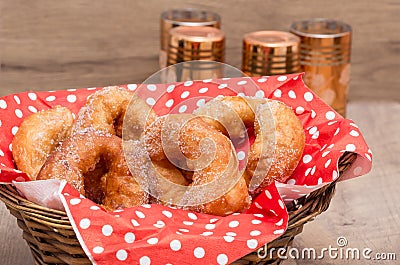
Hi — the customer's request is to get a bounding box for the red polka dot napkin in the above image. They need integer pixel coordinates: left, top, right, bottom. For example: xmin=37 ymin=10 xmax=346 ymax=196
xmin=0 ymin=73 xmax=372 ymax=264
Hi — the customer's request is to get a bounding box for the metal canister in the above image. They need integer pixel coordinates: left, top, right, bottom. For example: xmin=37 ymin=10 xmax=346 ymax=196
xmin=242 ymin=31 xmax=301 ymax=76
xmin=160 ymin=9 xmax=221 ymax=68
xmin=290 ymin=19 xmax=352 ymax=117
xmin=165 ymin=26 xmax=225 ymax=81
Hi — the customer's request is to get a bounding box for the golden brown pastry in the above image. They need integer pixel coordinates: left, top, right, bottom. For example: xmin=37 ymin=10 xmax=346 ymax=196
xmin=37 ymin=129 xmax=148 ymax=211
xmin=12 ymin=106 xmax=74 ymax=180
xmin=194 ymin=96 xmax=305 ymax=194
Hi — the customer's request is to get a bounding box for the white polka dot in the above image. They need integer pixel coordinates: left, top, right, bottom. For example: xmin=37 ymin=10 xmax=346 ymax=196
xmin=365 ymin=153 xmax=372 ymax=161
xmin=124 ymin=232 xmax=135 ymax=243
xmin=318 ymin=177 xmax=323 ymax=184
xmin=247 ymin=239 xmax=258 ymax=249
xmin=15 ymin=109 xmax=23 ymax=118
xmin=28 ymin=106 xmax=37 ymax=113
xmin=250 ymin=230 xmax=261 ymax=236
xmin=257 ymin=78 xmax=267 ymax=83
xmin=312 ymin=131 xmax=319 ymax=139
xmin=28 ymin=93 xmax=37 ymax=101
xmin=254 ymin=90 xmax=265 ymax=98
xmin=178 ymin=105 xmax=187 ymax=113
xmin=278 ymin=199 xmax=285 ymax=209
xmin=90 ymin=205 xmax=100 ymax=210
xmin=153 ymin=220 xmax=165 ymax=228
xmin=147 ymin=84 xmax=157 ymax=91
xmin=353 ymin=166 xmax=362 ymax=175
xmin=237 ymin=151 xmax=245 ymax=161
xmin=181 ymin=91 xmax=190 ymax=99
xmin=334 ymin=128 xmax=340 ymax=136
xmin=237 ymin=80 xmax=247 ymax=85
xmin=102 ymin=225 xmax=113 ymax=236
xmin=162 ymin=210 xmax=172 ymax=218
xmin=223 ymin=236 xmax=235 ymax=242
xmin=273 ymin=89 xmax=282 ymax=98
xmin=199 ymin=87 xmax=208 ymax=94
xmin=170 ymin=239 xmax=181 ymax=251
xmin=127 ymin=84 xmax=137 ymax=91
xmin=305 ymin=168 xmax=312 ymax=176
xmin=200 ymin=231 xmax=213 ymax=236
xmin=210 ymin=218 xmax=219 ymax=223
xmin=222 ymin=77 xmax=231 ymax=80
xmin=66 ymin=94 xmax=77 ymax=103
xmin=277 ymin=76 xmax=288 ymax=82
xmin=273 ymin=229 xmax=285 ymax=235
xmin=93 ymin=246 xmax=104 ymax=254
xmin=304 ymin=92 xmax=314 ymax=102
xmin=254 ymin=202 xmax=262 ymax=209
xmin=203 ymin=78 xmax=212 ymax=83
xmin=46 ymin=96 xmax=56 ymax=102
xmin=276 ymin=218 xmax=284 ymax=226
xmin=146 ymin=98 xmax=156 ymax=106
xmin=167 ymin=85 xmax=175 ymax=93
xmin=325 ymin=111 xmax=335 ymax=120
xmin=147 ymin=237 xmax=158 ymax=245
xmin=295 ymin=106 xmax=305 ymax=114
xmin=350 ymin=130 xmax=359 ymax=137
xmin=79 ymin=218 xmax=91 ymax=229
xmin=350 ymin=123 xmax=359 ymax=128
xmin=188 ymin=212 xmax=198 ymax=220
xmin=325 ymin=159 xmax=332 ymax=168
xmin=265 ymin=190 xmax=272 ymax=199
xmin=228 ymin=220 xmax=239 ymax=228
xmin=183 ymin=221 xmax=193 ymax=226
xmin=205 ymin=224 xmax=215 ymax=230
xmin=218 ymin=83 xmax=228 ymax=89
xmin=287 ymin=179 xmax=296 ymax=185
xmin=309 ymin=126 xmax=317 ymax=134
xmin=311 ymin=165 xmax=316 ymax=175
xmin=302 ymin=155 xmax=312 ymax=164
xmin=70 ymin=198 xmax=81 ymax=205
xmin=165 ymin=99 xmax=174 ymax=108
xmin=116 ymin=249 xmax=128 ymax=261
xmin=0 ymin=100 xmax=7 ymax=109
xmin=0 ymin=150 xmax=4 ymax=157
xmin=131 ymin=219 xmax=140 ymax=227
xmin=9 ymin=143 xmax=12 ymax=151
xmin=332 ymin=170 xmax=339 ymax=180
xmin=0 ymin=120 xmax=2 ymax=127
xmin=237 ymin=92 xmax=245 ymax=97
xmin=217 ymin=253 xmax=228 ymax=265
xmin=87 ymin=87 xmax=97 ymax=90
xmin=322 ymin=151 xmax=330 ymax=157
xmin=139 ymin=256 xmax=151 ymax=265
xmin=288 ymin=90 xmax=296 ymax=99
xmin=196 ymin=99 xmax=206 ymax=107
xmin=184 ymin=81 xmax=193 ymax=86
xmin=135 ymin=210 xmax=145 ymax=219
xmin=252 ymin=219 xmax=262 ymax=225
xmin=345 ymin=144 xmax=356 ymax=152
xmin=311 ymin=110 xmax=316 ymax=118
xmin=194 ymin=247 xmax=205 ymax=258
xmin=14 ymin=95 xmax=21 ymax=104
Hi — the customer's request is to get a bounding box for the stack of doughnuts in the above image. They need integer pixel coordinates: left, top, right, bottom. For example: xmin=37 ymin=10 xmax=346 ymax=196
xmin=12 ymin=86 xmax=305 ymax=216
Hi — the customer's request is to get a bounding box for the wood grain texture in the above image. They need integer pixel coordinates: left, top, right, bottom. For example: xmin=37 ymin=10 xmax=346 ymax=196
xmin=0 ymin=1 xmax=399 ymax=264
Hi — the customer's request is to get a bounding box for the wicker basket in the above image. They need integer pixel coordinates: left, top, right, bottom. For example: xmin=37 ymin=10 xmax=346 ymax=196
xmin=0 ymin=152 xmax=356 ymax=265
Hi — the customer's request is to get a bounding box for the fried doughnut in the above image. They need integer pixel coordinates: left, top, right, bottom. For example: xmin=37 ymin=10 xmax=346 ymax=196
xmin=12 ymin=106 xmax=73 ymax=180
xmin=145 ymin=115 xmax=251 ymax=216
xmin=37 ymin=129 xmax=148 ymax=210
xmin=194 ymin=96 xmax=305 ymax=194
xmin=73 ymin=86 xmax=157 ymax=137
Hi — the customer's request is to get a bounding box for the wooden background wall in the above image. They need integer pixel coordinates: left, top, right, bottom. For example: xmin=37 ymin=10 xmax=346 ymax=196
xmin=1 ymin=0 xmax=399 ymax=101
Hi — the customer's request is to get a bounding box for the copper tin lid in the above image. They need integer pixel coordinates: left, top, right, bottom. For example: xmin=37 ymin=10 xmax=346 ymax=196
xmin=242 ymin=31 xmax=300 ymax=76
xmin=167 ymin=26 xmax=225 ymax=65
xmin=160 ymin=9 xmax=221 ymax=51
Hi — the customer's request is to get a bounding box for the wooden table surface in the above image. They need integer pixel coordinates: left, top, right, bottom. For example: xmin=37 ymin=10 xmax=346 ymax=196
xmin=0 ymin=1 xmax=399 ymax=264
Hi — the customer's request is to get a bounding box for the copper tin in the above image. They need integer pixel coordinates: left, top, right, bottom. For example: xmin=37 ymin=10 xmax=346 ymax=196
xmin=167 ymin=26 xmax=225 ymax=65
xmin=242 ymin=31 xmax=300 ymax=76
xmin=290 ymin=18 xmax=352 ymax=116
xmin=160 ymin=9 xmax=221 ymax=52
